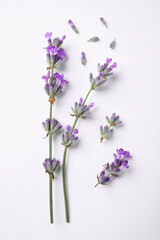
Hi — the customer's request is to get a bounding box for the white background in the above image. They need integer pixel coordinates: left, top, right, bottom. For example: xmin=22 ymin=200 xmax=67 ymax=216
xmin=0 ymin=0 xmax=160 ymax=239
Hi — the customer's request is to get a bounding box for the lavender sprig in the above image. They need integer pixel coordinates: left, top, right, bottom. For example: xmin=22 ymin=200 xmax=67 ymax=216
xmin=68 ymin=20 xmax=79 ymax=33
xmin=95 ymin=148 xmax=132 ymax=187
xmin=100 ymin=113 xmax=122 ymax=142
xmin=62 ymin=58 xmax=117 ymax=222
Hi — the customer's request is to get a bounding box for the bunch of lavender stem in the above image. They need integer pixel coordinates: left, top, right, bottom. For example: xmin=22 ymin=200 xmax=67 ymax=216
xmin=62 ymin=58 xmax=117 ymax=222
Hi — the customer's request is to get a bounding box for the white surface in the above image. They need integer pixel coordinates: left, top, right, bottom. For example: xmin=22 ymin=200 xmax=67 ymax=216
xmin=0 ymin=0 xmax=160 ymax=239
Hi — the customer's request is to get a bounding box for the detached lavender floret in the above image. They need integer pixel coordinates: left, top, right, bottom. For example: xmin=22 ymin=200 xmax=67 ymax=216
xmin=42 ymin=118 xmax=62 ymax=134
xmin=100 ymin=17 xmax=108 ymax=28
xmin=81 ymin=52 xmax=86 ymax=65
xmin=95 ymin=148 xmax=132 ymax=187
xmin=110 ymin=39 xmax=116 ymax=49
xmin=43 ymin=158 xmax=60 ymax=178
xmin=62 ymin=125 xmax=79 ymax=147
xmin=68 ymin=20 xmax=79 ymax=33
xmin=88 ymin=37 xmax=100 ymax=42
xmin=70 ymin=97 xmax=94 ymax=118
xmin=106 ymin=113 xmax=122 ymax=126
xmin=100 ymin=125 xmax=113 ymax=142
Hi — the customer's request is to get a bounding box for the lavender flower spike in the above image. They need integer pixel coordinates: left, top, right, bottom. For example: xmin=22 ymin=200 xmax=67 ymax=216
xmin=68 ymin=19 xmax=79 ymax=33
xmin=106 ymin=113 xmax=122 ymax=126
xmin=100 ymin=17 xmax=108 ymax=28
xmin=43 ymin=158 xmax=60 ymax=178
xmin=110 ymin=39 xmax=116 ymax=49
xmin=62 ymin=125 xmax=79 ymax=147
xmin=88 ymin=37 xmax=100 ymax=42
xmin=81 ymin=52 xmax=86 ymax=65
xmin=95 ymin=148 xmax=132 ymax=187
xmin=100 ymin=125 xmax=113 ymax=142
xmin=70 ymin=97 xmax=94 ymax=118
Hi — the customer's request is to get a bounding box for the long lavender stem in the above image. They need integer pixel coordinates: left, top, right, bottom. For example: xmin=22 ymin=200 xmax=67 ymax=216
xmin=62 ymin=88 xmax=93 ymax=222
xmin=49 ymin=66 xmax=54 ymax=224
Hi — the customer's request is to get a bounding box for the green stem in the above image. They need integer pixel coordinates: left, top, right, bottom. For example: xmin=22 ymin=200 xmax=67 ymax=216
xmin=94 ymin=182 xmax=100 ymax=187
xmin=49 ymin=66 xmax=54 ymax=224
xmin=62 ymin=87 xmax=93 ymax=222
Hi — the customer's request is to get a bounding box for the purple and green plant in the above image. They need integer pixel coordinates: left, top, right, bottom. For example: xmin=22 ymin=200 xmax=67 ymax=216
xmin=61 ymin=58 xmax=117 ymax=222
xmin=42 ymin=32 xmax=68 ymax=224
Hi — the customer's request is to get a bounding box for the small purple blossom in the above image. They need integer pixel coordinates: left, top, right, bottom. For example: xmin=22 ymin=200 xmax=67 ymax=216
xmin=45 ymin=32 xmax=52 ymax=39
xmin=88 ymin=37 xmax=100 ymax=42
xmin=100 ymin=17 xmax=108 ymax=28
xmin=106 ymin=113 xmax=122 ymax=126
xmin=41 ymin=71 xmax=50 ymax=84
xmin=42 ymin=118 xmax=62 ymax=134
xmin=62 ymin=125 xmax=79 ymax=147
xmin=81 ymin=52 xmax=86 ymax=65
xmin=95 ymin=148 xmax=132 ymax=186
xmin=110 ymin=39 xmax=116 ymax=49
xmin=70 ymin=97 xmax=94 ymax=118
xmin=68 ymin=19 xmax=79 ymax=33
xmin=43 ymin=158 xmax=60 ymax=176
xmin=100 ymin=125 xmax=113 ymax=142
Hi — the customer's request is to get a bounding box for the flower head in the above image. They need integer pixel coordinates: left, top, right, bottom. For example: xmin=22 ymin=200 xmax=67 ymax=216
xmin=62 ymin=125 xmax=79 ymax=147
xmin=106 ymin=113 xmax=122 ymax=126
xmin=43 ymin=158 xmax=60 ymax=177
xmin=42 ymin=118 xmax=62 ymax=134
xmin=68 ymin=19 xmax=79 ymax=33
xmin=100 ymin=125 xmax=113 ymax=142
xmin=70 ymin=97 xmax=94 ymax=118
xmin=96 ymin=148 xmax=132 ymax=186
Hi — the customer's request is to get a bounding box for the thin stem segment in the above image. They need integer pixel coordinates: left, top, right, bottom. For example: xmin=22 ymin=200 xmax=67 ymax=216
xmin=62 ymin=87 xmax=93 ymax=222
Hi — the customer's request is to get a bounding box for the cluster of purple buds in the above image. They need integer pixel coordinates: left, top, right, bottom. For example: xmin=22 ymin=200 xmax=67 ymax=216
xmin=42 ymin=118 xmax=62 ymax=135
xmin=89 ymin=58 xmax=117 ymax=89
xmin=100 ymin=113 xmax=122 ymax=142
xmin=98 ymin=58 xmax=117 ymax=78
xmin=96 ymin=148 xmax=132 ymax=186
xmin=45 ymin=32 xmax=66 ymax=67
xmin=43 ymin=158 xmax=60 ymax=178
xmin=70 ymin=97 xmax=94 ymax=118
xmin=88 ymin=36 xmax=100 ymax=42
xmin=68 ymin=20 xmax=79 ymax=33
xmin=43 ymin=72 xmax=69 ymax=100
xmin=81 ymin=52 xmax=86 ymax=65
xmin=100 ymin=17 xmax=108 ymax=28
xmin=62 ymin=125 xmax=79 ymax=147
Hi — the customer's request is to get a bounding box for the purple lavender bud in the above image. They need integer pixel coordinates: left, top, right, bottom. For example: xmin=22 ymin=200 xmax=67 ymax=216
xmin=106 ymin=58 xmax=112 ymax=64
xmin=88 ymin=37 xmax=100 ymax=42
xmin=111 ymin=62 xmax=117 ymax=68
xmin=66 ymin=125 xmax=71 ymax=132
xmin=45 ymin=32 xmax=52 ymax=39
xmin=81 ymin=52 xmax=86 ymax=65
xmin=89 ymin=103 xmax=94 ymax=108
xmin=99 ymin=72 xmax=103 ymax=77
xmin=100 ymin=17 xmax=108 ymax=28
xmin=68 ymin=19 xmax=79 ymax=33
xmin=110 ymin=39 xmax=116 ymax=49
xmin=62 ymin=125 xmax=79 ymax=147
xmin=73 ymin=129 xmax=78 ymax=134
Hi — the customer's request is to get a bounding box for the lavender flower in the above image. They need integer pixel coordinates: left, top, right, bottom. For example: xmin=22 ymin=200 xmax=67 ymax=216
xmin=44 ymin=72 xmax=68 ymax=100
xmin=43 ymin=158 xmax=60 ymax=177
xmin=100 ymin=17 xmax=108 ymax=28
xmin=62 ymin=125 xmax=79 ymax=147
xmin=95 ymin=148 xmax=132 ymax=186
xmin=100 ymin=125 xmax=113 ymax=142
xmin=81 ymin=52 xmax=86 ymax=65
xmin=110 ymin=39 xmax=116 ymax=49
xmin=106 ymin=113 xmax=122 ymax=126
xmin=88 ymin=37 xmax=100 ymax=42
xmin=68 ymin=20 xmax=79 ymax=33
xmin=89 ymin=58 xmax=117 ymax=89
xmin=70 ymin=98 xmax=94 ymax=118
xmin=42 ymin=118 xmax=62 ymax=134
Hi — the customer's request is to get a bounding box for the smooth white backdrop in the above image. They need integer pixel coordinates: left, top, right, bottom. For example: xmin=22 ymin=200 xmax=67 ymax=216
xmin=0 ymin=0 xmax=160 ymax=239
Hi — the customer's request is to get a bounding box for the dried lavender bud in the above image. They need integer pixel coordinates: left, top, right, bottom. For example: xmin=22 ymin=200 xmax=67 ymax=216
xmin=68 ymin=19 xmax=79 ymax=33
xmin=70 ymin=97 xmax=94 ymax=118
xmin=100 ymin=17 xmax=108 ymax=28
xmin=43 ymin=158 xmax=60 ymax=176
xmin=106 ymin=113 xmax=122 ymax=126
xmin=62 ymin=125 xmax=79 ymax=147
xmin=110 ymin=39 xmax=116 ymax=49
xmin=95 ymin=148 xmax=132 ymax=187
xmin=100 ymin=125 xmax=113 ymax=142
xmin=81 ymin=52 xmax=86 ymax=65
xmin=88 ymin=37 xmax=100 ymax=42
